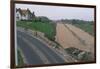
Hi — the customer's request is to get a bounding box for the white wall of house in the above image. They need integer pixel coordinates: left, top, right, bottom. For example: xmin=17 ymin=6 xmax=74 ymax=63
xmin=21 ymin=15 xmax=27 ymax=20
xmin=16 ymin=11 xmax=21 ymax=21
xmin=16 ymin=11 xmax=33 ymax=21
xmin=21 ymin=14 xmax=29 ymax=20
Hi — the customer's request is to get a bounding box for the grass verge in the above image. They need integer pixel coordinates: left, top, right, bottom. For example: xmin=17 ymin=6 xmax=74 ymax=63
xmin=17 ymin=49 xmax=24 ymax=66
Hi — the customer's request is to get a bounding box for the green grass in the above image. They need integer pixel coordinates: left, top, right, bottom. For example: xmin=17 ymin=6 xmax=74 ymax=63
xmin=17 ymin=49 xmax=24 ymax=66
xmin=17 ymin=20 xmax=56 ymax=41
xmin=72 ymin=23 xmax=94 ymax=36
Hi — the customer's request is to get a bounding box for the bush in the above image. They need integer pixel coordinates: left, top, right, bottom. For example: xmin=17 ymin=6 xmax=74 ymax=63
xmin=65 ymin=47 xmax=93 ymax=62
xmin=78 ymin=52 xmax=93 ymax=62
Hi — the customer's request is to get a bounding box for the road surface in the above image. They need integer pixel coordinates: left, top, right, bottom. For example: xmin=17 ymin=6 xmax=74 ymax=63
xmin=55 ymin=23 xmax=94 ymax=54
xmin=17 ymin=30 xmax=66 ymax=65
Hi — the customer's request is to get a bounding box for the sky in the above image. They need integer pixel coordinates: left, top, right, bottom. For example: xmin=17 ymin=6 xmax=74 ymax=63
xmin=15 ymin=4 xmax=94 ymax=21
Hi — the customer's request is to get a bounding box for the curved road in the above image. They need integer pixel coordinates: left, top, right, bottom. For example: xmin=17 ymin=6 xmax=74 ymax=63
xmin=17 ymin=30 xmax=66 ymax=65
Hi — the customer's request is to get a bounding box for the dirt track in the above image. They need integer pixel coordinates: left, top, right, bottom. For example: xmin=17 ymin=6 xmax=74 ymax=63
xmin=55 ymin=23 xmax=94 ymax=54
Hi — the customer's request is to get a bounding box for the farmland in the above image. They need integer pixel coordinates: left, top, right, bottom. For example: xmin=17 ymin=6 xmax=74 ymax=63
xmin=71 ymin=20 xmax=94 ymax=36
xmin=61 ymin=19 xmax=94 ymax=36
xmin=56 ymin=22 xmax=94 ymax=62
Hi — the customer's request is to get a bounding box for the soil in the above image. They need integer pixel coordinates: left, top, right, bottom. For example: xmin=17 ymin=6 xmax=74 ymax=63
xmin=55 ymin=23 xmax=94 ymax=54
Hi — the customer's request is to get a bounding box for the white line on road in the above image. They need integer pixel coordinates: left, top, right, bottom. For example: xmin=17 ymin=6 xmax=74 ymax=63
xmin=18 ymin=34 xmax=51 ymax=64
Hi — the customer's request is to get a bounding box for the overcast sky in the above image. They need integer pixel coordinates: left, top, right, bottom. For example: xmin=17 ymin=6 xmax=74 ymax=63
xmin=15 ymin=4 xmax=94 ymax=21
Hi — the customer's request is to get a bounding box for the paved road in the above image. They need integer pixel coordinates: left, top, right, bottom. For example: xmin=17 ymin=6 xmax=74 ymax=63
xmin=17 ymin=30 xmax=66 ymax=65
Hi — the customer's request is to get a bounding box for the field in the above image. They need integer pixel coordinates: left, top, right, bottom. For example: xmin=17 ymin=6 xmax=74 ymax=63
xmin=17 ymin=20 xmax=56 ymax=41
xmin=72 ymin=22 xmax=94 ymax=36
xmin=56 ymin=23 xmax=94 ymax=62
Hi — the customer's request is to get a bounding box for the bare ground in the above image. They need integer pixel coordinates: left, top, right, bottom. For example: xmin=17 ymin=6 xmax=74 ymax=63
xmin=55 ymin=23 xmax=94 ymax=54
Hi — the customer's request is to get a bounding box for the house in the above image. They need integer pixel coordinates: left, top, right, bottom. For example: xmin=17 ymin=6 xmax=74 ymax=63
xmin=16 ymin=8 xmax=35 ymax=21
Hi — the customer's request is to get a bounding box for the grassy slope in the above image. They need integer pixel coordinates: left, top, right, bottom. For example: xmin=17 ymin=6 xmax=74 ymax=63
xmin=17 ymin=20 xmax=56 ymax=41
xmin=72 ymin=23 xmax=94 ymax=36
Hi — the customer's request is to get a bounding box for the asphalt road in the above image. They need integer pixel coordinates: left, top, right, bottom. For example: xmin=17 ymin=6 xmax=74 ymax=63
xmin=17 ymin=30 xmax=65 ymax=65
